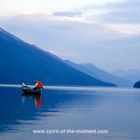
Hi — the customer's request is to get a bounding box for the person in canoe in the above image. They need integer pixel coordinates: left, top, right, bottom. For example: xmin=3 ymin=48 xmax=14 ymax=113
xmin=33 ymin=80 xmax=43 ymax=90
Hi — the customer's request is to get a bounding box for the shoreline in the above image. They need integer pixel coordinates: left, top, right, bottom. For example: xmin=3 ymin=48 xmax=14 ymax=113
xmin=0 ymin=84 xmax=139 ymax=92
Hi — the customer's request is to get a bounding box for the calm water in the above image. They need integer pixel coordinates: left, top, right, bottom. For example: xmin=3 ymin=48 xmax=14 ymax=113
xmin=0 ymin=87 xmax=140 ymax=140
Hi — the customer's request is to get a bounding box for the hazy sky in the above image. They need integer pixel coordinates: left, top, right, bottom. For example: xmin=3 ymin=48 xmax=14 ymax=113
xmin=0 ymin=0 xmax=122 ymax=15
xmin=0 ymin=0 xmax=140 ymax=72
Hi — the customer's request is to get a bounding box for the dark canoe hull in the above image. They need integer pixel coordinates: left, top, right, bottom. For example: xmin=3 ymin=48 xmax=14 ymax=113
xmin=22 ymin=86 xmax=42 ymax=95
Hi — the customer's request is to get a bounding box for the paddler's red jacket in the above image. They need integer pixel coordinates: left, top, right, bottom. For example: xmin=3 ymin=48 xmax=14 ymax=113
xmin=34 ymin=81 xmax=43 ymax=89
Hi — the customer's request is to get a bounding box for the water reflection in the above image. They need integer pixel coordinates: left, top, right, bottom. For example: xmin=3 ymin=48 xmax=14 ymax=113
xmin=0 ymin=87 xmax=100 ymax=134
xmin=21 ymin=94 xmax=42 ymax=108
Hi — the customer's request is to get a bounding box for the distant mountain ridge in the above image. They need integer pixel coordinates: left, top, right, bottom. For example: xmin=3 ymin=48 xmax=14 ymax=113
xmin=112 ymin=69 xmax=140 ymax=84
xmin=65 ymin=60 xmax=132 ymax=87
xmin=0 ymin=27 xmax=115 ymax=86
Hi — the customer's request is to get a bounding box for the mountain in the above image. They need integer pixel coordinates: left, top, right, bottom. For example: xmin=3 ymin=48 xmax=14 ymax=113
xmin=65 ymin=60 xmax=132 ymax=87
xmin=0 ymin=27 xmax=115 ymax=86
xmin=112 ymin=69 xmax=140 ymax=84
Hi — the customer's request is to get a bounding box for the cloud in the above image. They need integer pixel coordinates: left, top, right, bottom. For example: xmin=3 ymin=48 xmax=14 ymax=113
xmin=100 ymin=3 xmax=140 ymax=24
xmin=80 ymin=0 xmax=140 ymax=37
xmin=85 ymin=0 xmax=140 ymax=24
xmin=53 ymin=11 xmax=82 ymax=17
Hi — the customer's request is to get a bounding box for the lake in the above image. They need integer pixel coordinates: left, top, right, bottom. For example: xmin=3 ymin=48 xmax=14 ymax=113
xmin=0 ymin=86 xmax=140 ymax=140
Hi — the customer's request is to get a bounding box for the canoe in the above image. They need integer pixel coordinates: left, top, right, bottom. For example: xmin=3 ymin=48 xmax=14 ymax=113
xmin=22 ymin=85 xmax=42 ymax=95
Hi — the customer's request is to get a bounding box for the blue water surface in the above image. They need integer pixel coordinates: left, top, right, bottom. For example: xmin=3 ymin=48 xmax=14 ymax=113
xmin=0 ymin=86 xmax=140 ymax=140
